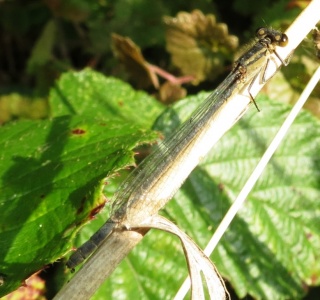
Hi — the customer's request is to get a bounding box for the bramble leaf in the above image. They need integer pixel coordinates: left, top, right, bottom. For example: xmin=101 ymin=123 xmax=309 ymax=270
xmin=164 ymin=10 xmax=238 ymax=84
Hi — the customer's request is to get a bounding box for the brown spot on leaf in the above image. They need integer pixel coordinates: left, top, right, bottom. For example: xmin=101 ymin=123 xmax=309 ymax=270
xmin=89 ymin=201 xmax=106 ymax=219
xmin=71 ymin=128 xmax=86 ymax=135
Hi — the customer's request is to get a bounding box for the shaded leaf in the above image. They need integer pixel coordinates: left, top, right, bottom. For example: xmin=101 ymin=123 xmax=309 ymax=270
xmin=111 ymin=34 xmax=159 ymax=89
xmin=27 ymin=19 xmax=57 ymax=73
xmin=164 ymin=10 xmax=238 ymax=84
xmin=108 ymin=0 xmax=167 ymax=48
xmin=44 ymin=0 xmax=91 ymax=23
xmin=251 ymin=0 xmax=300 ymax=31
xmin=0 ymin=115 xmax=158 ymax=297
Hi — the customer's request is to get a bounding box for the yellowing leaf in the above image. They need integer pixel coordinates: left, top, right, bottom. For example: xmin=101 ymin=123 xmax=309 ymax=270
xmin=164 ymin=10 xmax=239 ymax=85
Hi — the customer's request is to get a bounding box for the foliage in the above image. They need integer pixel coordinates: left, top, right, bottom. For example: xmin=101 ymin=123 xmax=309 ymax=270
xmin=0 ymin=69 xmax=160 ymax=296
xmin=0 ymin=0 xmax=320 ymax=299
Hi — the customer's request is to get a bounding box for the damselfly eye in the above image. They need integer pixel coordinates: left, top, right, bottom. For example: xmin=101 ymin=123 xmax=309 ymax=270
xmin=255 ymin=27 xmax=288 ymax=47
xmin=279 ymin=33 xmax=288 ymax=47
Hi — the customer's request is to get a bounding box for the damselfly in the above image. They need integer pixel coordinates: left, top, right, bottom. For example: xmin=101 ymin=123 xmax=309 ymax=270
xmin=67 ymin=27 xmax=288 ymax=269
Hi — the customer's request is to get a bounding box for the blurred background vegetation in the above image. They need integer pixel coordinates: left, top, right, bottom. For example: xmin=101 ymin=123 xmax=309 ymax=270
xmin=1 ymin=0 xmax=320 ymax=299
xmin=1 ymin=0 xmax=318 ymax=124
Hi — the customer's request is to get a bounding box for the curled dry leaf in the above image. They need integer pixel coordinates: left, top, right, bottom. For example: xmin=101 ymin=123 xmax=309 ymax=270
xmin=158 ymin=81 xmax=187 ymax=104
xmin=164 ymin=10 xmax=239 ymax=85
xmin=111 ymin=34 xmax=159 ymax=89
xmin=130 ymin=215 xmax=228 ymax=300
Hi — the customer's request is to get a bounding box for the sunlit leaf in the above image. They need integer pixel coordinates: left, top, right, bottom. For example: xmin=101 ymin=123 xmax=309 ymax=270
xmin=159 ymin=95 xmax=320 ymax=299
xmin=49 ymin=69 xmax=164 ymax=128
xmin=164 ymin=10 xmax=238 ymax=84
xmin=86 ymin=94 xmax=320 ymax=299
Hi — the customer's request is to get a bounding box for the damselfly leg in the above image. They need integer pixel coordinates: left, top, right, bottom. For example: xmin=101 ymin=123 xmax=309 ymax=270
xmin=236 ymin=27 xmax=288 ymax=111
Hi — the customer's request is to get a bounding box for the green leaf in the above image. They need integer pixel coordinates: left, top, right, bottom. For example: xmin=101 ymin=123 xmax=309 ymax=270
xmin=84 ymin=94 xmax=320 ymax=299
xmin=160 ymin=95 xmax=320 ymax=299
xmin=0 ymin=115 xmax=158 ymax=297
xmin=49 ymin=69 xmax=164 ymax=128
xmin=27 ymin=19 xmax=57 ymax=73
xmin=108 ymin=0 xmax=168 ymax=48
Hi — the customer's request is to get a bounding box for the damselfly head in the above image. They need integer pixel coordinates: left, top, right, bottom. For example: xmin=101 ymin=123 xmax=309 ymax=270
xmin=255 ymin=27 xmax=288 ymax=47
